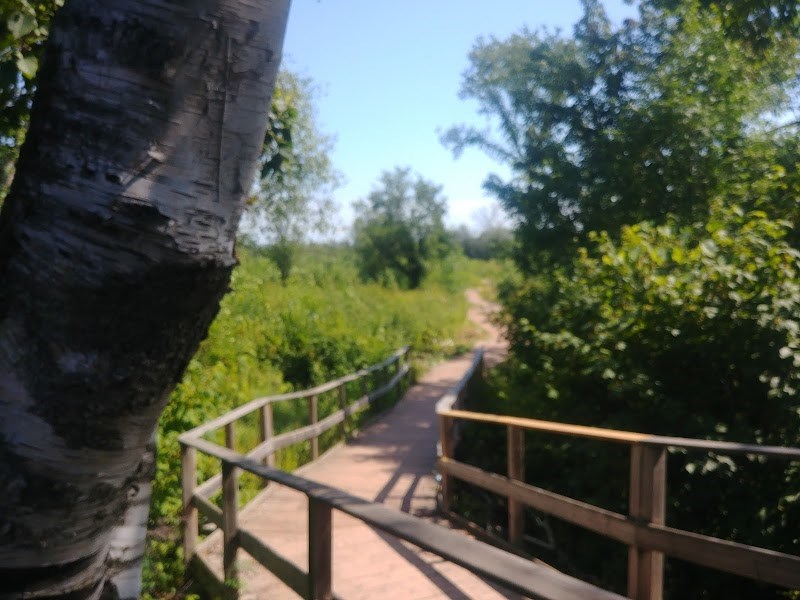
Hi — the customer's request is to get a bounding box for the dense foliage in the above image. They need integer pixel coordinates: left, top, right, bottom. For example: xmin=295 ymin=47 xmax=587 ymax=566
xmin=444 ymin=0 xmax=799 ymax=270
xmin=448 ymin=0 xmax=800 ymax=598
xmin=0 ymin=0 xmax=60 ymax=198
xmin=465 ymin=205 xmax=800 ymax=598
xmin=353 ymin=167 xmax=452 ymax=289
xmin=142 ymin=245 xmax=487 ymax=598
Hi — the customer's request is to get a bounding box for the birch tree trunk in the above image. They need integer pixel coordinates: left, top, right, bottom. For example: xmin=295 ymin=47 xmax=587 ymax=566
xmin=0 ymin=0 xmax=291 ymax=597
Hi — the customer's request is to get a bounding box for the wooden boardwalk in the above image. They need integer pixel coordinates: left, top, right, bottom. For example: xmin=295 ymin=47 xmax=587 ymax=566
xmin=198 ymin=291 xmax=513 ymax=599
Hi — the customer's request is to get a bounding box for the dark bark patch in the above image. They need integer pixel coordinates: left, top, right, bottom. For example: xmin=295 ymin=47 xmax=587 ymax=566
xmin=0 ymin=553 xmax=103 ymax=595
xmin=15 ymin=259 xmax=233 ymax=450
xmin=110 ymin=18 xmax=186 ymax=75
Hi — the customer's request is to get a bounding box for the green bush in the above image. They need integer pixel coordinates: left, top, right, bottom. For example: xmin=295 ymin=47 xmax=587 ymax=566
xmin=484 ymin=204 xmax=800 ymax=598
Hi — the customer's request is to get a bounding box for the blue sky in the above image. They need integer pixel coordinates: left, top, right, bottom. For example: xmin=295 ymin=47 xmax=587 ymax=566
xmin=281 ymin=1 xmax=637 ymax=233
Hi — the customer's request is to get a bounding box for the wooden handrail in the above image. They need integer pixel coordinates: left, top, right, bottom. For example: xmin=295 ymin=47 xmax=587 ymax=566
xmin=186 ymin=438 xmax=626 ymax=600
xmin=437 ymin=457 xmax=800 ymax=588
xmin=435 ymin=346 xmax=800 ymax=600
xmin=179 ymin=346 xmax=409 ymax=442
xmin=437 ymin=408 xmax=800 ymax=459
xmin=180 ymin=347 xmax=410 ymax=593
xmin=190 ymin=365 xmax=408 ymax=500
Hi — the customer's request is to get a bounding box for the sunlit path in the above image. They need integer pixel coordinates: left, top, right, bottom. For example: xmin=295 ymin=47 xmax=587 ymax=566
xmin=198 ymin=289 xmax=512 ymax=599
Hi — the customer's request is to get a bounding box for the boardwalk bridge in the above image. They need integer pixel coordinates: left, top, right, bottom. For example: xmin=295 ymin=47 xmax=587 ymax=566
xmin=179 ymin=343 xmax=800 ymax=600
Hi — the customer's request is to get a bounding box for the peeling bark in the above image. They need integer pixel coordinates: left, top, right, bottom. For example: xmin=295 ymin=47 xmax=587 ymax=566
xmin=0 ymin=0 xmax=291 ymax=596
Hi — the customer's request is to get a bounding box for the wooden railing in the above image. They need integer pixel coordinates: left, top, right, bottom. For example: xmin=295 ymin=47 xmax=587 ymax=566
xmin=179 ymin=346 xmax=626 ymax=600
xmin=179 ymin=347 xmax=410 ymax=595
xmin=436 ymin=349 xmax=800 ymax=600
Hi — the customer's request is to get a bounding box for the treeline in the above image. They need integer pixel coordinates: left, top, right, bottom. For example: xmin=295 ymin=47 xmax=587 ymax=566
xmin=445 ymin=1 xmax=800 ymax=598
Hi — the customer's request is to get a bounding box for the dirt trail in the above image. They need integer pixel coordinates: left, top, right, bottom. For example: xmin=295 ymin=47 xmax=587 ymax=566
xmin=198 ymin=289 xmax=515 ymax=599
xmin=465 ymin=287 xmax=507 ymax=367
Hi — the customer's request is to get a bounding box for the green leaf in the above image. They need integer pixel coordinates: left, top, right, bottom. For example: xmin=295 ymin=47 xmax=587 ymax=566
xmin=7 ymin=12 xmax=37 ymax=39
xmin=16 ymin=54 xmax=38 ymax=79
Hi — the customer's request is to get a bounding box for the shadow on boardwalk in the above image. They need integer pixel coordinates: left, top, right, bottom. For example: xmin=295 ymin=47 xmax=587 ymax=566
xmin=199 ymin=289 xmax=515 ymax=599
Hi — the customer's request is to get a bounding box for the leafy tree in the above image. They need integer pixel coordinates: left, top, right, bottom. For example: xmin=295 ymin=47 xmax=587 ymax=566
xmin=494 ymin=203 xmax=800 ymax=598
xmin=451 ymin=224 xmax=513 ymax=261
xmin=443 ymin=0 xmax=799 ymax=271
xmin=0 ymin=0 xmax=61 ymax=200
xmin=653 ymin=0 xmax=799 ymax=52
xmin=447 ymin=1 xmax=800 ymax=597
xmin=453 ymin=204 xmax=514 ymax=260
xmin=353 ymin=167 xmax=450 ymax=289
xmin=243 ymin=70 xmax=341 ymax=283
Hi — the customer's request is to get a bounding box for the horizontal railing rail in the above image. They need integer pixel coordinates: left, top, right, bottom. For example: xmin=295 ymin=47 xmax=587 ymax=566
xmin=183 ymin=436 xmax=626 ymax=600
xmin=183 ymin=346 xmax=410 ymax=441
xmin=435 ymin=347 xmax=800 ymax=600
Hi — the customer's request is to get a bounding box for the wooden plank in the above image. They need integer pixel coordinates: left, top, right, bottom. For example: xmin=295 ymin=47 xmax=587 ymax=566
xmin=260 ymin=404 xmax=275 ymax=467
xmin=178 ymin=347 xmax=409 ymax=442
xmin=440 ymin=409 xmax=649 ymax=444
xmin=192 ymin=493 xmax=223 ymax=529
xmin=338 ymin=383 xmax=349 ymax=440
xmin=439 ymin=457 xmax=800 ymax=590
xmin=238 ymin=529 xmax=309 ymax=599
xmin=320 ymin=489 xmax=624 ymax=600
xmin=221 ymin=462 xmax=239 ymax=588
xmin=181 ymin=443 xmax=198 ymax=565
xmin=439 ymin=457 xmax=635 ymax=545
xmin=225 ymin=422 xmax=235 ymax=451
xmin=507 ymin=425 xmax=525 ymax=546
xmin=640 ymin=435 xmax=800 ymax=459
xmin=439 ymin=415 xmax=454 ymax=513
xmin=188 ymin=552 xmax=236 ymax=600
xmin=628 ymin=445 xmax=666 ymax=600
xmin=638 ymin=523 xmax=800 ymax=590
xmin=436 ymin=410 xmax=800 ymax=459
xmin=309 ymin=498 xmax=333 ymax=600
xmin=435 ymin=349 xmax=484 ymax=413
xmin=194 ymin=448 xmax=625 ymax=600
xmin=309 ymin=395 xmax=319 ymax=460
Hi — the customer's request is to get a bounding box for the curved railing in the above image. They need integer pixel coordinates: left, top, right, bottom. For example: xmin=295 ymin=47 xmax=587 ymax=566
xmin=436 ymin=348 xmax=800 ymax=600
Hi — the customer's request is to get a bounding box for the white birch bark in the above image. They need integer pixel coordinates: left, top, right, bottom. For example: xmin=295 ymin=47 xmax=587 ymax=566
xmin=0 ymin=0 xmax=291 ymax=597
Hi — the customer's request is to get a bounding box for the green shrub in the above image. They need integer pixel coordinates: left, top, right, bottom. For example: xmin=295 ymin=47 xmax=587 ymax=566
xmin=484 ymin=204 xmax=800 ymax=598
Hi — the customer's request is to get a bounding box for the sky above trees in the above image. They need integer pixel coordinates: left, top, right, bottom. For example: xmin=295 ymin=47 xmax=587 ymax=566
xmin=282 ymin=0 xmax=637 ymax=233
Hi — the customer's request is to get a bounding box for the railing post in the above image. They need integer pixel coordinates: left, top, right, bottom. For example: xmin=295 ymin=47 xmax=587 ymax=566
xmin=225 ymin=422 xmax=236 ymax=451
xmin=222 ymin=461 xmax=240 ymax=593
xmin=260 ymin=403 xmax=275 ymax=467
xmin=338 ymin=383 xmax=349 ymax=439
xmin=180 ymin=442 xmax=198 ymax=566
xmin=308 ymin=498 xmax=333 ymax=600
xmin=439 ymin=415 xmax=454 ymax=513
xmin=309 ymin=394 xmax=319 ymax=460
xmin=397 ymin=353 xmax=405 ymax=394
xmin=628 ymin=444 xmax=666 ymax=600
xmin=473 ymin=351 xmax=485 ymax=400
xmin=507 ymin=425 xmax=525 ymax=546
